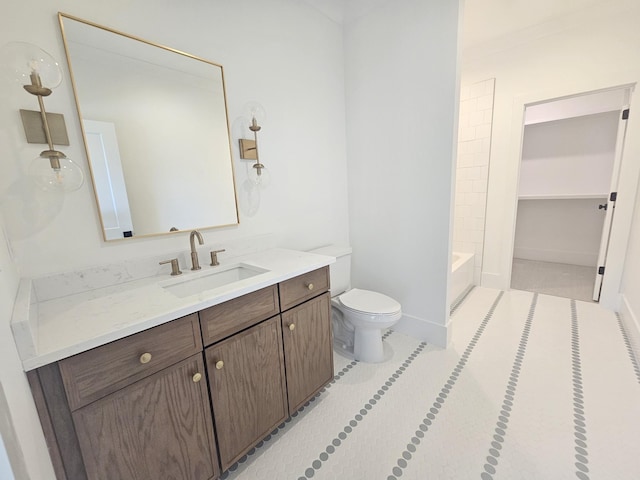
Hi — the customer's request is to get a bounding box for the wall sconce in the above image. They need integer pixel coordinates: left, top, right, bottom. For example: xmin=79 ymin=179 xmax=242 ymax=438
xmin=238 ymin=102 xmax=270 ymax=188
xmin=1 ymin=42 xmax=83 ymax=192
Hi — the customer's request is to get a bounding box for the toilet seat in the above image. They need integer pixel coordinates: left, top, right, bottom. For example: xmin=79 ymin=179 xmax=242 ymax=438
xmin=337 ymin=288 xmax=401 ymax=316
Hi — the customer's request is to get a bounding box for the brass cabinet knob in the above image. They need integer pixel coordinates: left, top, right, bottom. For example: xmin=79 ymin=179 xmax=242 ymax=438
xmin=192 ymin=373 xmax=202 ymax=383
xmin=306 ymin=283 xmax=314 ymax=291
xmin=139 ymin=352 xmax=152 ymax=364
xmin=215 ymin=360 xmax=224 ymax=370
xmin=288 ymin=323 xmax=296 ymax=331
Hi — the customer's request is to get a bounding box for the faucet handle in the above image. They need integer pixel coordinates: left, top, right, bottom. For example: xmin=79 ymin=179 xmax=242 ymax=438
xmin=209 ymin=249 xmax=226 ymax=267
xmin=159 ymin=258 xmax=182 ymax=276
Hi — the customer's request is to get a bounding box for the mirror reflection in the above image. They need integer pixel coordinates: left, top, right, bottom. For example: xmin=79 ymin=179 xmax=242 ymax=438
xmin=59 ymin=14 xmax=239 ymax=241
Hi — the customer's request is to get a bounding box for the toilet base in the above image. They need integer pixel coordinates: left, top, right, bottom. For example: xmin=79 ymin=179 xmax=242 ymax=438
xmin=333 ymin=331 xmax=393 ymax=363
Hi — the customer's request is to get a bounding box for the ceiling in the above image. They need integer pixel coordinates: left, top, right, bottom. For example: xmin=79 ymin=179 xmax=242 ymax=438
xmin=461 ymin=0 xmax=615 ymax=49
xmin=299 ymin=0 xmax=388 ymax=24
xmin=301 ymin=0 xmax=620 ymax=48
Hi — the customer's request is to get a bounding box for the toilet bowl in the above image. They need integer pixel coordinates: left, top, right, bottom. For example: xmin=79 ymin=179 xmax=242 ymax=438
xmin=309 ymin=245 xmax=402 ymax=363
xmin=332 ymin=288 xmax=402 ymax=363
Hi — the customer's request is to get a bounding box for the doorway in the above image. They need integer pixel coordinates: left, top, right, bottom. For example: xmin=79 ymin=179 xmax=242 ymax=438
xmin=510 ymin=87 xmax=632 ymax=302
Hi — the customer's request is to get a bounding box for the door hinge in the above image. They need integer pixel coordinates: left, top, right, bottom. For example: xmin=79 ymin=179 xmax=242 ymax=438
xmin=622 ymin=109 xmax=630 ymax=120
xmin=598 ymin=266 xmax=605 ymax=275
xmin=610 ymin=192 xmax=617 ymax=202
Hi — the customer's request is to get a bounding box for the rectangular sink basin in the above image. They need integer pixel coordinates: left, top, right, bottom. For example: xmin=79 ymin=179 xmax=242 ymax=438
xmin=162 ymin=264 xmax=269 ymax=298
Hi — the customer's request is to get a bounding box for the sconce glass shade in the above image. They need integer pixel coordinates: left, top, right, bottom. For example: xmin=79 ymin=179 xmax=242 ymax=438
xmin=28 ymin=155 xmax=84 ymax=192
xmin=248 ymin=163 xmax=271 ymax=188
xmin=239 ymin=179 xmax=261 ymax=217
xmin=243 ymin=101 xmax=266 ymax=126
xmin=0 ymin=42 xmax=63 ymax=89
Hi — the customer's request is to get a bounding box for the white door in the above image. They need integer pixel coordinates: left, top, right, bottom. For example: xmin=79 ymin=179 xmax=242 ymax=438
xmin=592 ymin=107 xmax=630 ymax=301
xmin=83 ymin=120 xmax=134 ymax=240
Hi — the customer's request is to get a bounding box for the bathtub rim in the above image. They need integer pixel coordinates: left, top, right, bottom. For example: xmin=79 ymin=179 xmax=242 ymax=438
xmin=452 ymin=251 xmax=474 ymax=273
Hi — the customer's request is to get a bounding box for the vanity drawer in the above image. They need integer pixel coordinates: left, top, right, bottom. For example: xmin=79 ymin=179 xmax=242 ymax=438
xmin=279 ymin=267 xmax=330 ymax=311
xmin=59 ymin=313 xmax=202 ymax=411
xmin=200 ymin=285 xmax=279 ymax=346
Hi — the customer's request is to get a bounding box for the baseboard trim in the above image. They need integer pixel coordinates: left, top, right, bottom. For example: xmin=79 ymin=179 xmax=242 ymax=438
xmin=450 ymin=285 xmax=475 ymax=315
xmin=480 ymin=272 xmax=503 ymax=290
xmin=620 ymin=294 xmax=640 ymax=362
xmin=393 ymin=314 xmax=450 ymax=348
xmin=513 ymin=248 xmax=597 ymax=267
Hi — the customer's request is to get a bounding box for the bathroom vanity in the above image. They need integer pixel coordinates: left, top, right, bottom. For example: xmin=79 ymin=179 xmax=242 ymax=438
xmin=12 ymin=249 xmax=334 ymax=480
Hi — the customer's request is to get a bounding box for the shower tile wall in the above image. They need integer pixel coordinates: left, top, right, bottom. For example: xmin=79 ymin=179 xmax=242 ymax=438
xmin=454 ymin=78 xmax=495 ymax=284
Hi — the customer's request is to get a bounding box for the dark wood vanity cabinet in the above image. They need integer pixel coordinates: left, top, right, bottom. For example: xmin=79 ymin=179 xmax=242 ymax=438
xmin=205 ymin=316 xmax=288 ymax=471
xmin=28 ymin=268 xmax=333 ymax=480
xmin=281 ymin=292 xmax=333 ymax=412
xmin=279 ymin=267 xmax=333 ymax=412
xmin=199 ymin=285 xmax=287 ymax=470
xmin=28 ymin=313 xmax=219 ymax=480
xmin=72 ymin=355 xmax=217 ymax=480
xmin=199 ymin=272 xmax=333 ymax=471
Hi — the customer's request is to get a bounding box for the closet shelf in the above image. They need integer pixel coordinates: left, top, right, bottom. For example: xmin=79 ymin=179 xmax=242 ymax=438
xmin=518 ymin=194 xmax=608 ymax=200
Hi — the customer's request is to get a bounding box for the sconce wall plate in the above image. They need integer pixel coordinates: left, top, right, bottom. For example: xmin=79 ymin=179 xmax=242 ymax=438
xmin=20 ymin=109 xmax=70 ymax=145
xmin=239 ymin=138 xmax=257 ymax=160
xmin=236 ymin=101 xmax=269 ymax=188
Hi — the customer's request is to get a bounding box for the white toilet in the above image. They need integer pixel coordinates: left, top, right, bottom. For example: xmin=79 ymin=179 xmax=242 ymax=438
xmin=310 ymin=245 xmax=402 ymax=363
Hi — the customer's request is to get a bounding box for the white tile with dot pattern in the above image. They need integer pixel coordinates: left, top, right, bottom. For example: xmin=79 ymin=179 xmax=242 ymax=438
xmin=219 ymin=287 xmax=640 ymax=480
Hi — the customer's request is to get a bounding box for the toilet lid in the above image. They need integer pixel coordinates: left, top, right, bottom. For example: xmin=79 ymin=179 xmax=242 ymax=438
xmin=339 ymin=288 xmax=401 ymax=315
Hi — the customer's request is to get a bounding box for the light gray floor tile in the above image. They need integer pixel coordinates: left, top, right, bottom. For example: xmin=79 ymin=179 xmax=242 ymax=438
xmin=510 ymin=258 xmax=596 ymax=302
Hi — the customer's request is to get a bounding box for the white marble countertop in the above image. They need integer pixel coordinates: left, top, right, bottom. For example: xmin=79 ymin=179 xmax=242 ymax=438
xmin=11 ymin=248 xmax=334 ymax=371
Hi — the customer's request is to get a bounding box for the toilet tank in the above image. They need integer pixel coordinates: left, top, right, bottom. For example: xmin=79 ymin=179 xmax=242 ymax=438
xmin=308 ymin=245 xmax=352 ymax=296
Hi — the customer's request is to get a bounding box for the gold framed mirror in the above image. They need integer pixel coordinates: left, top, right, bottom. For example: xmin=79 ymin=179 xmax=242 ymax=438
xmin=58 ymin=13 xmax=239 ymax=241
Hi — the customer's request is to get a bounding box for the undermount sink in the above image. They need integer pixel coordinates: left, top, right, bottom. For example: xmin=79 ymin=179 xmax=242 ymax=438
xmin=162 ymin=264 xmax=269 ymax=298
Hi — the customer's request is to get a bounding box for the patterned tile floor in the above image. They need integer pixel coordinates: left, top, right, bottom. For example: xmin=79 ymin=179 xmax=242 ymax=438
xmin=220 ymin=287 xmax=640 ymax=480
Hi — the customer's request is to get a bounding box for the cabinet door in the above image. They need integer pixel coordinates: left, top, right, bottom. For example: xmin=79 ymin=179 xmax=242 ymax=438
xmin=281 ymin=292 xmax=334 ymax=413
xmin=72 ymin=354 xmax=218 ymax=480
xmin=206 ymin=316 xmax=288 ymax=471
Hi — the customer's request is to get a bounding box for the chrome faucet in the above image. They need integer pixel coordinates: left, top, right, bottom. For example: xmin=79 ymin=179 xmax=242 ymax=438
xmin=189 ymin=230 xmax=204 ymax=270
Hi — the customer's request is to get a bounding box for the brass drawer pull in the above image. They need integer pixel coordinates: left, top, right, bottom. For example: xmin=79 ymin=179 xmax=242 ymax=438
xmin=192 ymin=373 xmax=202 ymax=383
xmin=288 ymin=323 xmax=296 ymax=331
xmin=139 ymin=352 xmax=152 ymax=364
xmin=306 ymin=283 xmax=314 ymax=291
xmin=215 ymin=360 xmax=224 ymax=370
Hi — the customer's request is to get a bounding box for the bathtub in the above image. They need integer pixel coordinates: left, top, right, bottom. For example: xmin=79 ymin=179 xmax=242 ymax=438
xmin=451 ymin=252 xmax=474 ymax=307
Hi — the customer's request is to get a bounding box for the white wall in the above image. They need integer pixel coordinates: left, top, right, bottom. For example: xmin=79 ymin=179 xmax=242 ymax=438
xmin=620 ymin=168 xmax=640 ymax=355
xmin=0 ymin=214 xmax=53 ymax=478
xmin=344 ymin=0 xmax=461 ymax=347
xmin=0 ymin=434 xmax=14 ymax=480
xmin=513 ymin=198 xmax=606 ymax=266
xmin=0 ymin=0 xmax=350 ymax=279
xmin=462 ymin=1 xmax=640 ymax=310
xmin=0 ymin=0 xmax=349 ymax=475
xmin=518 ymin=112 xmax=618 ymax=198
xmin=454 ymin=78 xmax=495 ymax=284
